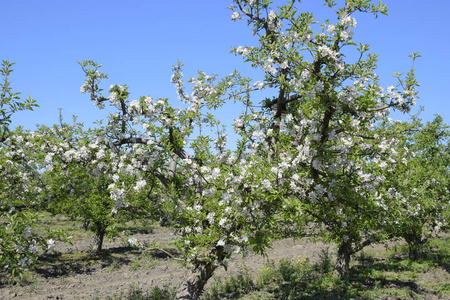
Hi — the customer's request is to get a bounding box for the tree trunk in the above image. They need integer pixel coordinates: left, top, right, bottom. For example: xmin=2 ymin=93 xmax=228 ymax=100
xmin=174 ymin=261 xmax=217 ymax=300
xmin=408 ymin=244 xmax=420 ymax=260
xmin=82 ymin=219 xmax=90 ymax=229
xmin=405 ymin=232 xmax=425 ymax=260
xmin=336 ymin=241 xmax=352 ymax=279
xmin=94 ymin=225 xmax=106 ymax=254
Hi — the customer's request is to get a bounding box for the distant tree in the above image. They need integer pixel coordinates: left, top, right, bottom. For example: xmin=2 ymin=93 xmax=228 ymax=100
xmin=37 ymin=120 xmax=159 ymax=254
xmin=0 ymin=60 xmax=37 ymax=142
xmin=381 ymin=114 xmax=449 ymax=259
xmin=0 ymin=61 xmax=58 ymax=278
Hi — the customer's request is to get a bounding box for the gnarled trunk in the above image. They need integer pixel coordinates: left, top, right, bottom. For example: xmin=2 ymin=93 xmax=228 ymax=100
xmin=174 ymin=261 xmax=217 ymax=300
xmin=175 ymin=246 xmax=226 ymax=299
xmin=336 ymin=240 xmax=352 ymax=279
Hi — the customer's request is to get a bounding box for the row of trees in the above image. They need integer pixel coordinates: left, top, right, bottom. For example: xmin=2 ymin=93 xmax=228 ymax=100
xmin=0 ymin=60 xmax=54 ymax=277
xmin=1 ymin=0 xmax=449 ymax=299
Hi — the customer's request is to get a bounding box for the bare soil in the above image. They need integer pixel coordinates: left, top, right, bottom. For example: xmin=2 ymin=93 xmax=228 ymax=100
xmin=1 ymin=221 xmax=448 ymax=300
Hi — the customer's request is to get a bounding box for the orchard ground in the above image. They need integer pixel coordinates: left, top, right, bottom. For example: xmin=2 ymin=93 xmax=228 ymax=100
xmin=0 ymin=214 xmax=449 ymax=300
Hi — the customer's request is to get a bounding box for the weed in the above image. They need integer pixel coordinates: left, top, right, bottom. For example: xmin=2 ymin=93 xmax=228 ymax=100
xmin=421 ymin=281 xmax=450 ymax=297
xmin=103 ymin=284 xmax=176 ymax=300
xmin=205 ymin=269 xmax=254 ymax=299
xmin=105 ymin=258 xmax=123 ymax=272
xmin=130 ymin=260 xmax=141 ymax=270
xmin=314 ymin=247 xmax=334 ymax=274
xmin=130 ymin=252 xmax=158 ymax=270
xmin=255 ymin=257 xmax=321 ymax=299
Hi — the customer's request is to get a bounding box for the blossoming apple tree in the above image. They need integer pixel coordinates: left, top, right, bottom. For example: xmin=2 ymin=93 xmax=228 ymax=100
xmin=0 ymin=61 xmax=58 ymax=278
xmin=230 ymin=0 xmax=420 ymax=277
xmin=79 ymin=59 xmax=286 ymax=299
xmin=380 ymin=114 xmax=449 ymax=259
xmin=35 ymin=117 xmax=160 ymax=254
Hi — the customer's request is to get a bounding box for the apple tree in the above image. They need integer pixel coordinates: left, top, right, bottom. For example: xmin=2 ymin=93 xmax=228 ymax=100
xmin=36 ymin=118 xmax=160 ymax=254
xmin=0 ymin=61 xmax=58 ymax=278
xmin=380 ymin=114 xmax=449 ymax=259
xmin=230 ymin=0 xmax=419 ymax=277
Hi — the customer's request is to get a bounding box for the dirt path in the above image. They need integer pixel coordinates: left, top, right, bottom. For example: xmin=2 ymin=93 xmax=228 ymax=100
xmin=1 ymin=227 xmax=333 ymax=300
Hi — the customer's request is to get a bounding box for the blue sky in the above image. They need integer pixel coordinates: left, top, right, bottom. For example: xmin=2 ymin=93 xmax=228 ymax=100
xmin=2 ymin=0 xmax=449 ymax=131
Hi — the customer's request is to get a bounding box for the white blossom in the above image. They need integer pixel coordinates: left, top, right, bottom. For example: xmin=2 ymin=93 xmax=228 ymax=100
xmin=339 ymin=14 xmax=357 ymax=28
xmin=253 ymin=81 xmax=265 ymax=90
xmin=315 ymin=80 xmax=324 ymax=92
xmin=47 ymin=239 xmax=55 ymax=251
xmin=327 ymin=24 xmax=336 ymax=35
xmin=22 ymin=227 xmax=31 ymax=239
xmin=128 ymin=237 xmax=143 ymax=248
xmin=133 ymin=179 xmax=146 ymax=191
xmin=219 ymin=218 xmax=228 ymax=227
xmin=207 ymin=212 xmax=215 ymax=224
xmin=268 ymin=11 xmax=276 ymax=22
xmin=231 ymin=11 xmax=240 ymax=21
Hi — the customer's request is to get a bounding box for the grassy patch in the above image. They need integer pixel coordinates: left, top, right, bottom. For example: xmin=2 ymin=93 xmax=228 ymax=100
xmin=130 ymin=251 xmax=158 ymax=270
xmin=205 ymin=268 xmax=255 ymax=299
xmin=421 ymin=281 xmax=450 ymax=297
xmin=4 ymin=214 xmax=449 ymax=300
xmin=199 ymin=236 xmax=450 ymax=300
xmin=33 ymin=249 xmax=137 ymax=278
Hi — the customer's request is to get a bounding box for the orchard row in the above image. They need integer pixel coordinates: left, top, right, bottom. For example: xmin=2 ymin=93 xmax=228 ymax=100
xmin=1 ymin=1 xmax=448 ymax=299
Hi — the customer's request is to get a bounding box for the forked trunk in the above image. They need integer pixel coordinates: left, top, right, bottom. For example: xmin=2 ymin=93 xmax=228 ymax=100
xmin=174 ymin=261 xmax=217 ymax=300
